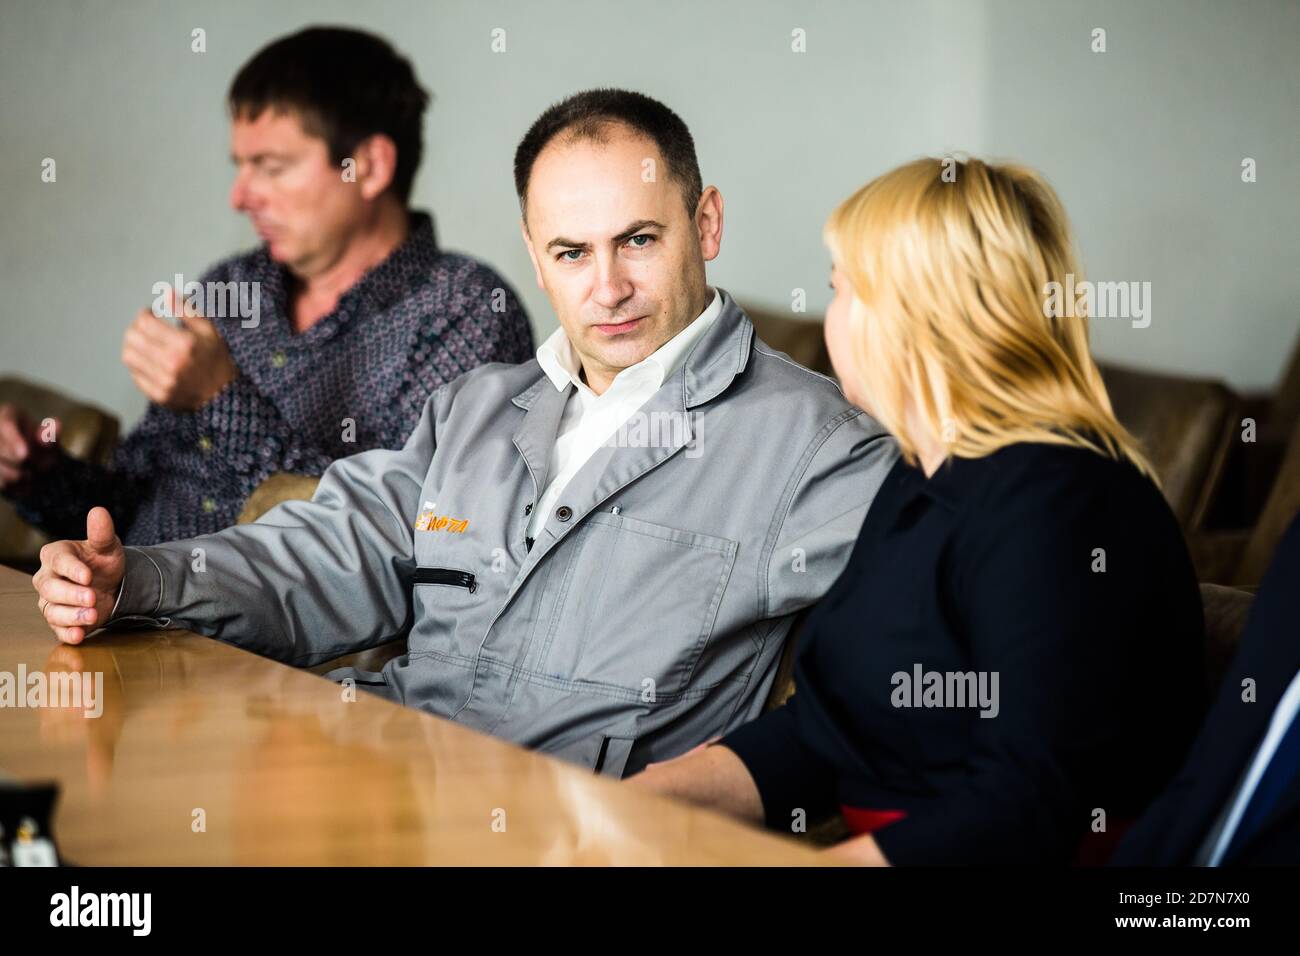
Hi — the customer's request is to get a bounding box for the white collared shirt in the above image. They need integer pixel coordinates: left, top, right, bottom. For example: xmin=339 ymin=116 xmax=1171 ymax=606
xmin=527 ymin=288 xmax=721 ymax=540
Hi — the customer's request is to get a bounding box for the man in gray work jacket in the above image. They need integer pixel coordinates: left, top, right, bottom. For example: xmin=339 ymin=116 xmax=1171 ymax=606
xmin=32 ymin=89 xmax=897 ymax=779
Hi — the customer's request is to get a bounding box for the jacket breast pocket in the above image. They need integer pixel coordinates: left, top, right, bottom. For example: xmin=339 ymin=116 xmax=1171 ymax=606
xmin=540 ymin=512 xmax=738 ymax=699
xmin=409 ymin=562 xmax=482 ymax=661
xmin=414 ymin=567 xmax=478 ymax=591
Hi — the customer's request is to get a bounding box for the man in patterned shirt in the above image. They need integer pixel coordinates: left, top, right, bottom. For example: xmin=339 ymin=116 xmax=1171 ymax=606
xmin=0 ymin=27 xmax=533 ymax=545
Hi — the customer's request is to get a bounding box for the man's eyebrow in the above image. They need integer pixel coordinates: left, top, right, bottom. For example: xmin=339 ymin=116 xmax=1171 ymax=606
xmin=545 ymin=219 xmax=666 ymax=253
xmin=612 ymin=219 xmax=665 ymax=242
xmin=229 ymin=151 xmax=294 ymax=164
xmin=544 ymin=235 xmax=588 ymax=253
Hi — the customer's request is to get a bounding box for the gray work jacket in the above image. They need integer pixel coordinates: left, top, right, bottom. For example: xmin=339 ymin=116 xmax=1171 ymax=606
xmin=113 ymin=289 xmax=897 ymax=777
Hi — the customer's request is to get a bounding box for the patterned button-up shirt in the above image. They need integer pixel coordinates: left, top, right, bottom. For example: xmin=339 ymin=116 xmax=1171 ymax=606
xmin=9 ymin=211 xmax=533 ymax=545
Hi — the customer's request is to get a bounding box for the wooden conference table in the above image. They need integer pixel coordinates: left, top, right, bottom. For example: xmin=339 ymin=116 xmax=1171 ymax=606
xmin=0 ymin=565 xmax=823 ymax=865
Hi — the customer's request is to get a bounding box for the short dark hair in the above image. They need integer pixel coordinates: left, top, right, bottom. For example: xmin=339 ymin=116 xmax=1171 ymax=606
xmin=228 ymin=26 xmax=429 ymax=205
xmin=513 ymin=88 xmax=703 ymax=222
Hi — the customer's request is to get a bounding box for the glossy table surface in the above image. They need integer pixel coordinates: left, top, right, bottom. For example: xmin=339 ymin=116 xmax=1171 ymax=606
xmin=0 ymin=565 xmax=822 ymax=865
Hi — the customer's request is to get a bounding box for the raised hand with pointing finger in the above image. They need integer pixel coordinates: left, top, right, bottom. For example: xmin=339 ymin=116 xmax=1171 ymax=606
xmin=121 ymin=286 xmax=238 ymax=411
xmin=32 ymin=506 xmax=127 ymax=644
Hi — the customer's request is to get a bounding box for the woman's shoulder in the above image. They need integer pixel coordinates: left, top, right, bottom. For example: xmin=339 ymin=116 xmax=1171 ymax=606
xmin=943 ymin=440 xmax=1197 ymax=611
xmin=948 ymin=439 xmax=1179 ymax=545
xmin=973 ymin=439 xmax=1158 ymax=503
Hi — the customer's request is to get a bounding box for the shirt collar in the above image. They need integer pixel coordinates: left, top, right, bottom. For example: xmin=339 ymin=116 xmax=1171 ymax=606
xmin=342 ymin=209 xmax=440 ymax=316
xmin=259 ymin=210 xmax=441 ymax=345
xmin=536 ymin=287 xmax=722 ymax=396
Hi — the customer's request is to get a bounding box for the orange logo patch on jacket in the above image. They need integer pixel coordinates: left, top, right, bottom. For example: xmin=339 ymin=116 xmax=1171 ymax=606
xmin=414 ymin=501 xmax=468 ymax=533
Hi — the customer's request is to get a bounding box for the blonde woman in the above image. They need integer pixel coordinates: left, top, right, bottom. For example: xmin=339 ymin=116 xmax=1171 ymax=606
xmin=631 ymin=157 xmax=1206 ymax=865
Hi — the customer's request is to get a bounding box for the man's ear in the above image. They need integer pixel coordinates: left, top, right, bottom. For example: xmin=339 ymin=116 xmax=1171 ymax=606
xmin=520 ymin=218 xmax=546 ymax=290
xmin=695 ymin=186 xmax=724 ymax=263
xmin=353 ymin=134 xmax=399 ymax=201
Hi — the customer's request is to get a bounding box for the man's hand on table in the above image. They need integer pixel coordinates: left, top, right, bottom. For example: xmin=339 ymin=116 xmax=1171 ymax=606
xmin=32 ymin=506 xmax=126 ymax=644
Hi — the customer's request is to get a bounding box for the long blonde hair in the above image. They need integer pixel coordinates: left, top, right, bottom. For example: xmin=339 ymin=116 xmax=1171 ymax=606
xmin=824 ymin=156 xmax=1152 ymax=476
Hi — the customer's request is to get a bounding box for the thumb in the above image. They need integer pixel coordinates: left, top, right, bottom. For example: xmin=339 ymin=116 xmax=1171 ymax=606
xmin=85 ymin=507 xmax=118 ymax=554
xmin=168 ymin=286 xmax=208 ymax=332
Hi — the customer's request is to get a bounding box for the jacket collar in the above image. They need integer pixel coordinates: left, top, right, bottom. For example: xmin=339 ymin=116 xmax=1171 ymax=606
xmin=505 ymin=287 xmax=754 ymax=569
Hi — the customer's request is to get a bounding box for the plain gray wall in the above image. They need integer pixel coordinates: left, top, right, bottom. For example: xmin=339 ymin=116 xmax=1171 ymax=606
xmin=2 ymin=0 xmax=1297 ymax=431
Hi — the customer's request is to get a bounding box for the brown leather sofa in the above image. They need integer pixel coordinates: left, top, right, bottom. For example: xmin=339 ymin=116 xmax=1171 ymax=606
xmin=236 ymin=472 xmax=322 ymax=525
xmin=1098 ymin=364 xmax=1239 ymax=533
xmin=1234 ymin=414 xmax=1300 ymax=585
xmin=742 ymin=302 xmax=833 ymax=377
xmin=0 ymin=377 xmax=120 ymax=570
xmin=1185 ymin=411 xmax=1300 ymax=587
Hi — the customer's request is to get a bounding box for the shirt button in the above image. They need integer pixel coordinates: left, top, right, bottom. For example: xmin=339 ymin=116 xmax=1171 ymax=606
xmin=271 ymin=351 xmax=287 ymax=369
xmin=524 ymin=503 xmax=533 ymax=515
xmin=555 ymin=505 xmax=573 ymax=522
xmin=198 ymin=435 xmax=212 ymax=453
xmin=202 ymin=497 xmax=216 ymax=513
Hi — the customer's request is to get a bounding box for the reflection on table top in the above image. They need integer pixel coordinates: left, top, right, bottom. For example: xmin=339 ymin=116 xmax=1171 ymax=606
xmin=0 ymin=566 xmax=822 ymax=865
